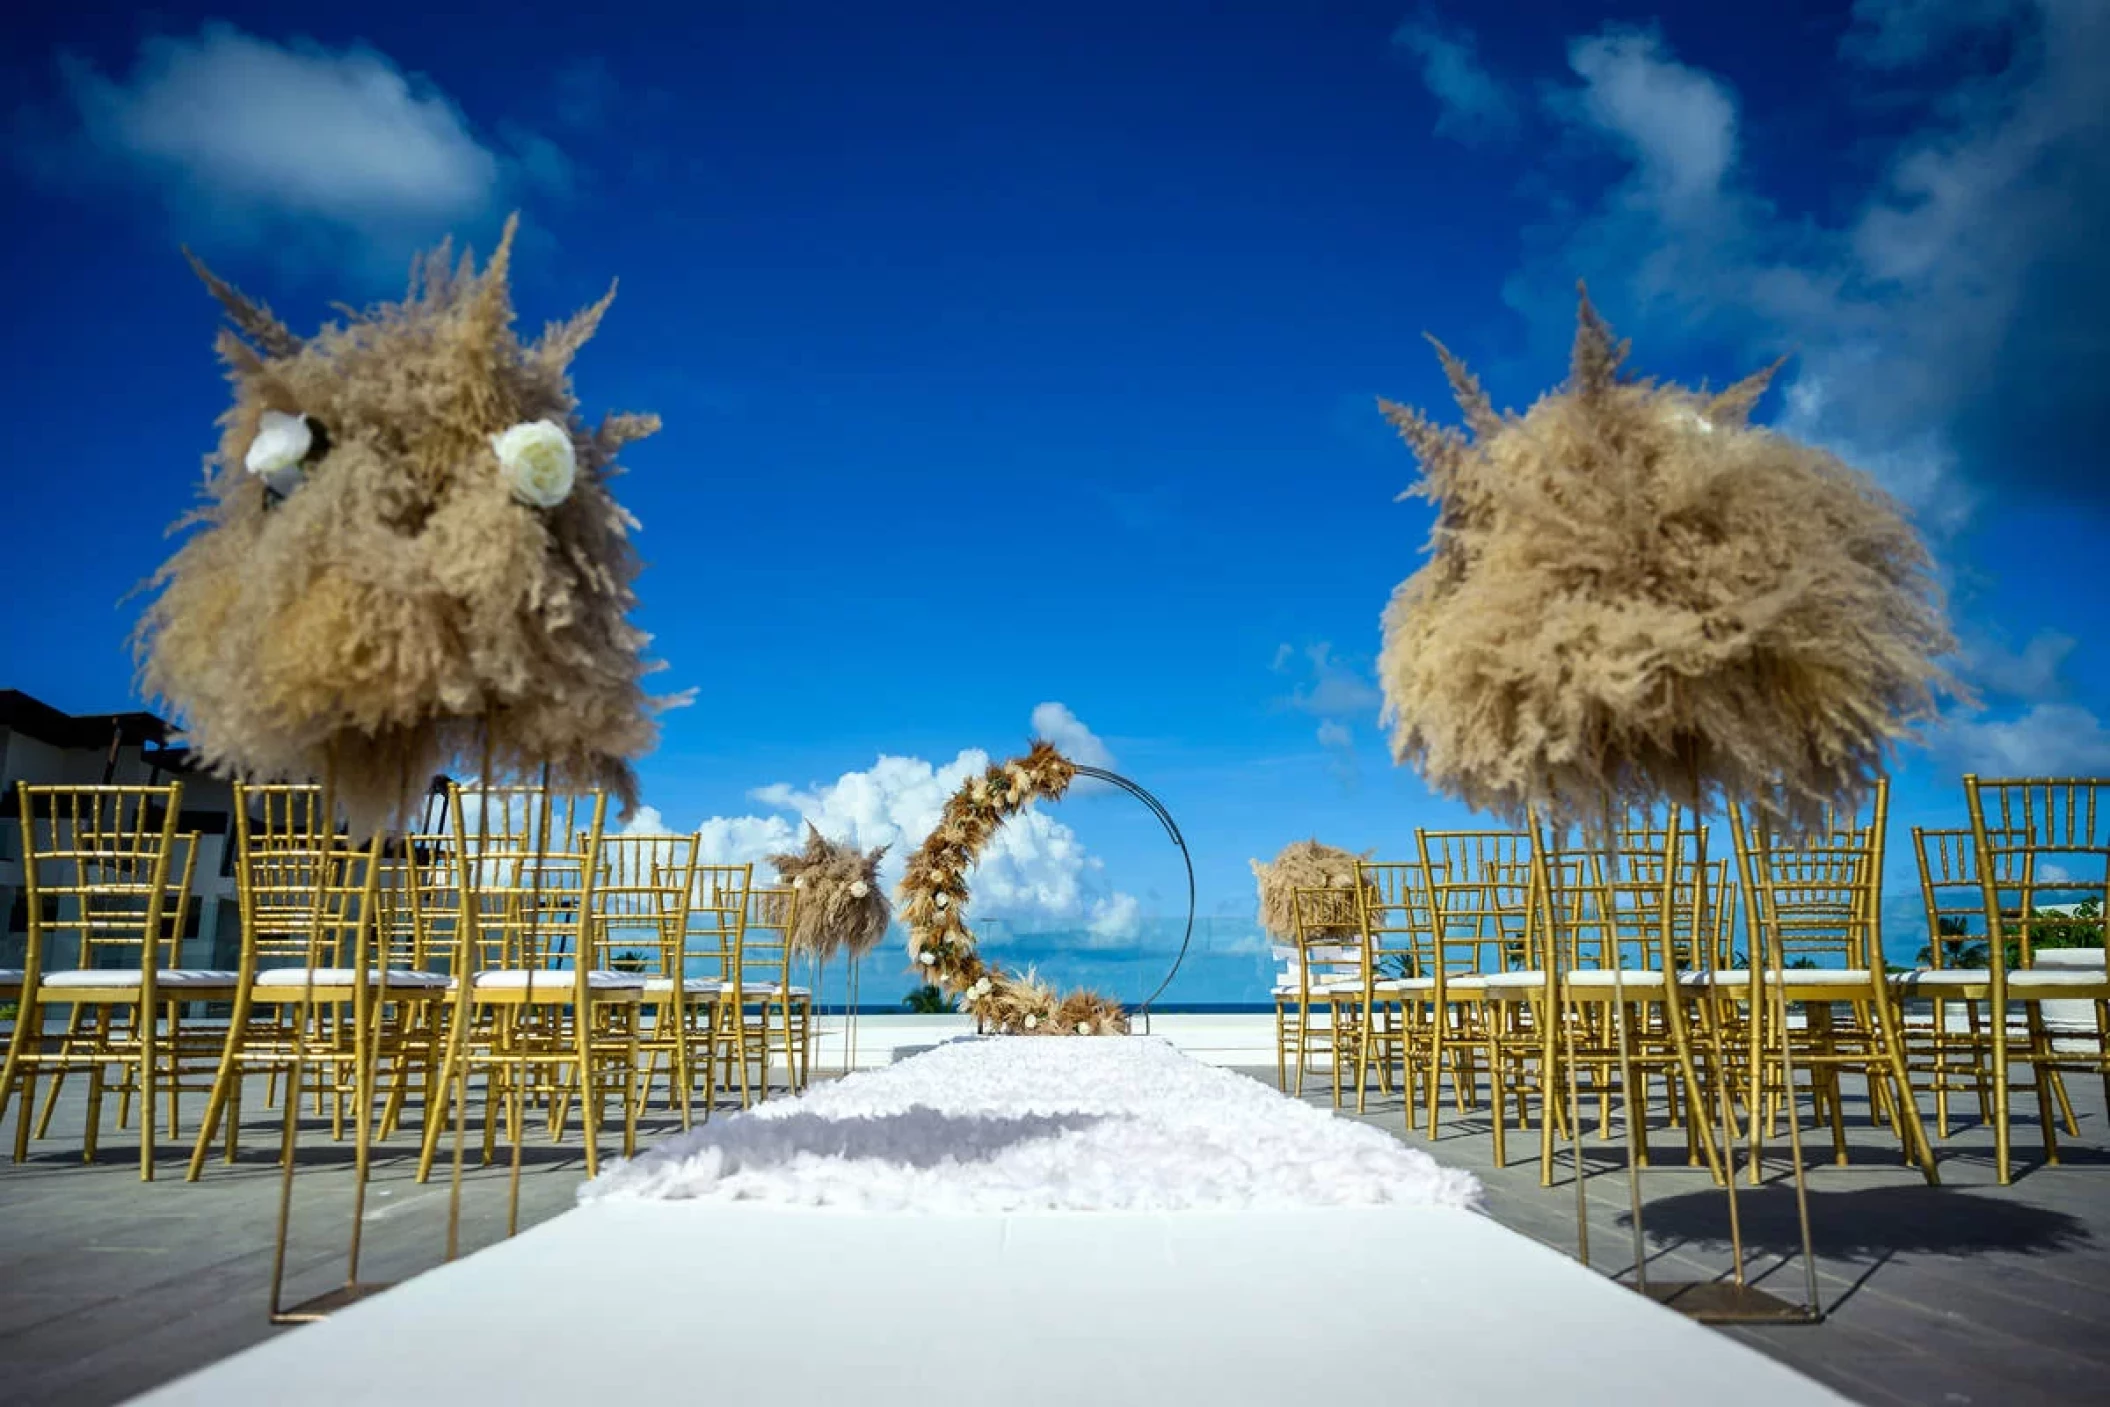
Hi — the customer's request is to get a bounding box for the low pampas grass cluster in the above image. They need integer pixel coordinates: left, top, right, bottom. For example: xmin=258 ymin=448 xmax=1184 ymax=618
xmin=768 ymin=825 xmax=892 ymax=961
xmin=134 ymin=214 xmax=671 ymax=835
xmin=1251 ymin=839 xmax=1372 ymax=940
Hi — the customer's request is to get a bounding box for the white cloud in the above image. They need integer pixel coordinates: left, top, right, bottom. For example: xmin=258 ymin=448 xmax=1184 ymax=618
xmin=1316 ymin=719 xmax=1354 ymax=751
xmin=1393 ymin=14 xmax=1518 ymax=142
xmin=1029 ymin=700 xmax=1118 ymax=795
xmin=1275 ymin=642 xmax=1382 ymax=718
xmin=1497 ymin=2 xmax=2110 ymax=525
xmin=621 ymin=805 xmax=673 ymax=837
xmin=1566 ymin=29 xmax=1736 ymax=217
xmin=1935 ymin=703 xmax=2110 ymax=776
xmin=1961 ymin=629 xmax=2078 ymax=703
xmin=43 ymin=24 xmax=565 ymax=266
xmin=1841 ymin=0 xmax=2018 ymax=69
xmin=660 ymin=709 xmax=1142 ymax=939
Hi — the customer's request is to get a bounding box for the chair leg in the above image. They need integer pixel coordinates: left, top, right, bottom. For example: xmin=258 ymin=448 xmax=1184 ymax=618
xmin=1991 ymin=991 xmax=2013 ymax=1184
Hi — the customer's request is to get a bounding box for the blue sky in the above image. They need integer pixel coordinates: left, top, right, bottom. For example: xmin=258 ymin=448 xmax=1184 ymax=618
xmin=4 ymin=1 xmax=2107 ymax=1002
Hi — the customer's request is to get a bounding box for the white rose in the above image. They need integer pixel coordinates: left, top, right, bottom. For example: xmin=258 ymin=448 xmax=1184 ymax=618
xmin=934 ymin=893 xmax=949 ymax=909
xmin=1077 ymin=1022 xmax=1092 ymax=1035
xmin=1024 ymin=1015 xmax=1038 ymax=1030
xmin=245 ymin=410 xmax=312 ymax=496
xmin=849 ymin=879 xmax=869 ymax=899
xmin=919 ymin=951 xmax=936 ymax=966
xmin=791 ymin=877 xmax=805 ymax=889
xmin=490 ymin=419 xmax=577 ymax=508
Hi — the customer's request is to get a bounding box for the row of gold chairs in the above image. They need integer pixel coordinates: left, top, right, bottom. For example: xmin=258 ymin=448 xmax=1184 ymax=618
xmin=0 ymin=780 xmax=821 ymax=1181
xmin=1273 ymin=775 xmax=2110 ymax=1185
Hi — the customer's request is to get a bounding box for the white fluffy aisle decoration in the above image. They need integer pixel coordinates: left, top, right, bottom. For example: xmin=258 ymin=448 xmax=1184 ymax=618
xmin=580 ymin=1038 xmax=1482 ymax=1213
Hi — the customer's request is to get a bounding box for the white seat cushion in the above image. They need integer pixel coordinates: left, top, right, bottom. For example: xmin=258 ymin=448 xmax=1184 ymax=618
xmin=1760 ymin=968 xmax=1873 ymax=985
xmin=253 ymin=967 xmax=450 ymax=990
xmin=460 ymin=969 xmax=646 ymax=994
xmin=1896 ymin=968 xmax=1990 ymax=989
xmin=2010 ymin=968 xmax=2110 ymax=990
xmin=42 ymin=968 xmax=239 ymax=989
xmin=1371 ymin=977 xmax=1434 ymax=995
xmin=0 ymin=969 xmax=24 ymax=985
xmin=642 ymin=977 xmax=725 ymax=995
xmin=737 ymin=983 xmax=812 ymax=999
xmin=1566 ymin=969 xmax=1669 ymax=989
xmin=1440 ymin=974 xmax=1490 ymax=993
xmin=1482 ymin=970 xmax=1546 ymax=988
xmin=1272 ymin=980 xmax=1362 ymax=998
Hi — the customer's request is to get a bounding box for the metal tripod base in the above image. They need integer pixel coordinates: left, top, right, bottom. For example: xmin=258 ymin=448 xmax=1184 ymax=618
xmin=271 ymin=1281 xmax=397 ymax=1325
xmin=1635 ymin=1280 xmax=1821 ymax=1324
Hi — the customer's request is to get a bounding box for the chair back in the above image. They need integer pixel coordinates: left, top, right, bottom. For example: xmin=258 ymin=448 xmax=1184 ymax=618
xmin=741 ymin=886 xmax=800 ymax=994
xmin=233 ymin=783 xmax=358 ymax=972
xmin=1912 ymin=824 xmax=2025 ymax=970
xmin=1415 ymin=831 xmax=1533 ymax=981
xmin=376 ymin=831 xmax=461 ymax=974
xmin=686 ymin=864 xmax=754 ymax=991
xmin=446 ymin=783 xmax=606 ymax=976
xmin=1731 ymin=781 xmax=1887 ymax=973
xmin=597 ymin=833 xmax=700 ymax=980
xmin=1355 ymin=861 xmax=1431 ymax=983
xmin=1961 ymin=776 xmax=2110 ymax=966
xmin=16 ymin=783 xmax=192 ymax=979
xmin=1290 ymin=885 xmax=1365 ymax=997
xmin=1530 ymin=812 xmax=1690 ymax=978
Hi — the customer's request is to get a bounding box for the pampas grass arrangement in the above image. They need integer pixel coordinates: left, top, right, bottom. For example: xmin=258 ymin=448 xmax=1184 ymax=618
xmin=1251 ymin=839 xmax=1372 ymax=939
xmin=134 ymin=214 xmax=669 ymax=836
xmin=769 ymin=824 xmax=892 ymax=960
xmin=901 ymin=742 xmax=1131 ymax=1036
xmin=1376 ymin=287 xmax=1956 ymax=833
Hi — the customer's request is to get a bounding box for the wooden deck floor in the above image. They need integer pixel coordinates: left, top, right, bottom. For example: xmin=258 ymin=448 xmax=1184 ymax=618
xmin=1 ymin=1057 xmax=2105 ymax=1405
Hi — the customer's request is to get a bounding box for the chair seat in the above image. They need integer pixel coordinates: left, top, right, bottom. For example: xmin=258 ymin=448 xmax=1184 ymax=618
xmin=1441 ymin=974 xmax=1491 ymax=993
xmin=1371 ymin=977 xmax=1434 ymax=995
xmin=253 ymin=967 xmax=451 ymax=990
xmin=1482 ymin=970 xmax=1544 ymax=988
xmin=1566 ymin=969 xmax=1669 ymax=989
xmin=642 ymin=977 xmax=724 ymax=995
xmin=456 ymin=969 xmax=646 ymax=994
xmin=0 ymin=968 xmax=23 ymax=986
xmin=41 ymin=968 xmax=239 ymax=990
xmin=738 ymin=983 xmax=812 ymax=999
xmin=1767 ymin=968 xmax=1873 ymax=986
xmin=1899 ymin=967 xmax=2106 ymax=992
xmin=1273 ymin=980 xmax=1362 ymax=998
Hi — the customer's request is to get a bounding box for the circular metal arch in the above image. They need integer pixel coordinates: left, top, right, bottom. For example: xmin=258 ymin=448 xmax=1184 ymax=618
xmin=1068 ymin=764 xmax=1195 ymax=1033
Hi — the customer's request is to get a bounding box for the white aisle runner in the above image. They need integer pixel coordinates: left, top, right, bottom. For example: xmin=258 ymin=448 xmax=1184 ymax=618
xmin=136 ymin=1038 xmax=1847 ymax=1406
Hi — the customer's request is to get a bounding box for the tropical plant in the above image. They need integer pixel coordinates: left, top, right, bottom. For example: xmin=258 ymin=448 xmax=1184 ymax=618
xmin=902 ymin=983 xmax=958 ymax=1014
xmin=609 ymin=950 xmax=650 ymax=974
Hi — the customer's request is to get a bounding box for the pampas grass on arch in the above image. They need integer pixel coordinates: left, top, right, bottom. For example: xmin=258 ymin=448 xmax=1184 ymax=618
xmin=134 ymin=214 xmax=673 ymax=836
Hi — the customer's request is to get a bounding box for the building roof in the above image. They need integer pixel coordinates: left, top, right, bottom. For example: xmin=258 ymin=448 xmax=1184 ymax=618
xmin=0 ymin=690 xmax=176 ymax=750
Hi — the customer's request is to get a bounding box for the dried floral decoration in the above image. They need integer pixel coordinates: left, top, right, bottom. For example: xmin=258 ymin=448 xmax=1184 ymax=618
xmin=769 ymin=824 xmax=892 ymax=961
xmin=1376 ymin=286 xmax=1957 ymax=833
xmin=134 ymin=214 xmax=672 ymax=836
xmin=901 ymin=742 xmax=1129 ymax=1036
xmin=1250 ymin=839 xmax=1374 ymax=940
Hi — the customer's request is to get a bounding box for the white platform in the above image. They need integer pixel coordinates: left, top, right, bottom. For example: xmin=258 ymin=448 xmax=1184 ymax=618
xmin=136 ymin=1037 xmax=1843 ymax=1405
xmin=135 ymin=1201 xmax=1844 ymax=1405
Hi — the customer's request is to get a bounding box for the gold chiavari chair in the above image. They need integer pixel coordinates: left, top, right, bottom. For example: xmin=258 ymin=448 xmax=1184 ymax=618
xmin=1959 ymin=775 xmax=2110 ymax=1183
xmin=1903 ymin=825 xmax=2017 ymax=1136
xmin=1504 ymin=816 xmax=1725 ymax=1184
xmin=1729 ymin=781 xmax=1937 ymax=1183
xmin=1280 ymin=886 xmax=1366 ymax=1105
xmin=1414 ymin=831 xmax=1532 ymax=1139
xmin=368 ymin=828 xmax=464 ymax=1143
xmin=596 ymin=833 xmax=702 ymax=1126
xmin=0 ymin=783 xmax=232 ymax=1178
xmin=728 ymin=885 xmax=811 ymax=1102
xmin=186 ymin=785 xmax=445 ymax=1177
xmin=679 ymin=864 xmax=751 ymax=1111
xmin=414 ymin=786 xmax=638 ymax=1183
xmin=1352 ymin=861 xmax=1434 ymax=1120
xmin=25 ymin=830 xmax=213 ymax=1156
